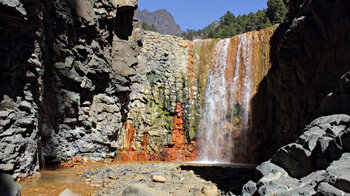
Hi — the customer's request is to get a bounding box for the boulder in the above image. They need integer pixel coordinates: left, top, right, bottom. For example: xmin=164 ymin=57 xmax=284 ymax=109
xmin=282 ymin=185 xmax=317 ymax=196
xmin=257 ymin=172 xmax=299 ymax=195
xmin=325 ymin=153 xmax=350 ymax=193
xmin=256 ymin=161 xmax=288 ymax=177
xmin=241 ymin=180 xmax=257 ymax=196
xmin=312 ymin=136 xmax=343 ymax=170
xmin=122 ymin=183 xmax=170 ymax=196
xmin=270 ymin=144 xmax=312 ymax=178
xmin=0 ymin=0 xmax=26 ymax=16
xmin=0 ymin=163 xmax=14 ymax=172
xmin=242 ymin=116 xmax=350 ymax=195
xmin=338 ymin=129 xmax=350 ymax=152
xmin=0 ymin=173 xmax=21 ymax=196
xmin=317 ymin=182 xmax=348 ymax=196
xmin=309 ymin=114 xmax=350 ymax=127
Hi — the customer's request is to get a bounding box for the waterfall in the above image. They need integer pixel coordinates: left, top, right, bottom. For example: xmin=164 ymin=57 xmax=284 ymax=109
xmin=197 ymin=38 xmax=231 ymax=162
xmin=197 ymin=32 xmax=256 ymax=163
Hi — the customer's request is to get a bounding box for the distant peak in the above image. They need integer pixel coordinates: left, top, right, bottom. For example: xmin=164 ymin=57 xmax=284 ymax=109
xmin=135 ymin=8 xmax=182 ymax=35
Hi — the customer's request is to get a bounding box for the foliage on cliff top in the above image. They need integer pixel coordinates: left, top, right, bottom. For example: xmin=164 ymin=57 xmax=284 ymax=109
xmin=182 ymin=0 xmax=288 ymax=40
xmin=142 ymin=22 xmax=158 ymax=32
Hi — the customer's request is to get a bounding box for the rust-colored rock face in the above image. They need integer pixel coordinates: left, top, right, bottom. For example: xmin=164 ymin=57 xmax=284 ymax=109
xmin=118 ymin=102 xmax=196 ymax=162
xmin=163 ymin=102 xmax=197 ymax=161
xmin=118 ymin=27 xmax=275 ymax=163
xmin=118 ymin=123 xmax=161 ymax=161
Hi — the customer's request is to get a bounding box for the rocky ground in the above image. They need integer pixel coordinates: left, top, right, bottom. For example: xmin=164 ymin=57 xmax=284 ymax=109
xmin=78 ymin=162 xmax=254 ymax=196
xmin=243 ymin=114 xmax=350 ymax=195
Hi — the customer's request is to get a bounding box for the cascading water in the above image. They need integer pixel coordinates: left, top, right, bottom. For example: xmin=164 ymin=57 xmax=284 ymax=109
xmin=197 ymin=32 xmax=257 ymax=163
xmin=197 ymin=39 xmax=231 ymax=162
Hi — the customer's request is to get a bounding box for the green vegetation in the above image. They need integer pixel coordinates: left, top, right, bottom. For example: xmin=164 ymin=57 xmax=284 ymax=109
xmin=182 ymin=0 xmax=288 ymax=40
xmin=182 ymin=21 xmax=219 ymax=40
xmin=142 ymin=22 xmax=158 ymax=32
xmin=230 ymin=103 xmax=245 ymax=125
xmin=267 ymin=0 xmax=289 ymax=24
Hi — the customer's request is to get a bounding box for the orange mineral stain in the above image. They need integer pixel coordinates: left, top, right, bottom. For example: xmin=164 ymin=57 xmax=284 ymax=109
xmin=163 ymin=102 xmax=196 ymax=162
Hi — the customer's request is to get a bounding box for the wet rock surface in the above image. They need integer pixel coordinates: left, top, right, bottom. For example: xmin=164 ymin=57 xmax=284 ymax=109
xmin=243 ymin=114 xmax=350 ymax=195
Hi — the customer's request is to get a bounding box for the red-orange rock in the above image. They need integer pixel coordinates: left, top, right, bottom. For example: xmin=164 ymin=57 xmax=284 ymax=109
xmin=162 ymin=102 xmax=196 ymax=161
xmin=121 ymin=151 xmax=138 ymax=161
xmin=124 ymin=123 xmax=134 ymax=151
xmin=118 ymin=102 xmax=196 ymax=162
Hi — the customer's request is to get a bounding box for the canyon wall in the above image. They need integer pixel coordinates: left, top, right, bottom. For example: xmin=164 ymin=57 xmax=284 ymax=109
xmin=116 ymin=27 xmax=276 ymax=163
xmin=3 ymin=0 xmax=342 ymax=180
xmin=115 ymin=31 xmax=194 ymax=161
xmin=0 ymin=0 xmax=142 ymax=179
xmin=250 ymin=0 xmax=350 ymax=162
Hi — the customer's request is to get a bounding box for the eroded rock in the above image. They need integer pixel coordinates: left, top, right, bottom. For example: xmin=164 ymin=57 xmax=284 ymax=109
xmin=243 ymin=115 xmax=350 ymax=195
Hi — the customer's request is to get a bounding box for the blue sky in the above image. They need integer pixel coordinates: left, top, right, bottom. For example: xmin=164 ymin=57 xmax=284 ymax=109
xmin=138 ymin=0 xmax=268 ymax=31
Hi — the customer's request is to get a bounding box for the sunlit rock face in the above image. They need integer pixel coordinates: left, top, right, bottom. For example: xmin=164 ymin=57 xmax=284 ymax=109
xmin=118 ymin=27 xmax=275 ymax=163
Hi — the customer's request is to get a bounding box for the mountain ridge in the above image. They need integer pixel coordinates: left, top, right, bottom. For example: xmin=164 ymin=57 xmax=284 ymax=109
xmin=135 ymin=8 xmax=182 ymax=35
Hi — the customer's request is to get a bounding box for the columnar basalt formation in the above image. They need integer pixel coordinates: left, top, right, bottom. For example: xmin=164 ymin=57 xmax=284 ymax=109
xmin=115 ymin=31 xmax=190 ymax=161
xmin=117 ymin=27 xmax=275 ymax=163
xmin=163 ymin=102 xmax=197 ymax=161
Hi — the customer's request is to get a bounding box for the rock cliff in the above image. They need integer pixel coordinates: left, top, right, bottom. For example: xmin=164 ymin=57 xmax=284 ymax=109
xmin=116 ymin=27 xmax=276 ymax=163
xmin=0 ymin=4 xmax=277 ymax=177
xmin=242 ymin=0 xmax=350 ymax=194
xmin=3 ymin=0 xmax=348 ymax=185
xmin=0 ymin=0 xmax=142 ymax=179
xmin=250 ymin=0 xmax=350 ymax=162
xmin=115 ymin=31 xmax=195 ymax=161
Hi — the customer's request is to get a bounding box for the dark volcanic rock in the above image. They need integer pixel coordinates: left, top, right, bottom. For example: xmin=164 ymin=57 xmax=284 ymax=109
xmin=0 ymin=173 xmax=21 ymax=196
xmin=0 ymin=0 xmax=142 ymax=179
xmin=250 ymin=0 xmax=350 ymax=162
xmin=242 ymin=115 xmax=350 ymax=195
xmin=135 ymin=8 xmax=182 ymax=35
xmin=270 ymin=143 xmax=312 ymax=178
xmin=319 ymin=71 xmax=350 ymax=117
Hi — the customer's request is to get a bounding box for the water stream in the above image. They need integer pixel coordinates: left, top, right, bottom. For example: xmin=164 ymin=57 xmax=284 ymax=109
xmin=197 ymin=32 xmax=256 ymax=163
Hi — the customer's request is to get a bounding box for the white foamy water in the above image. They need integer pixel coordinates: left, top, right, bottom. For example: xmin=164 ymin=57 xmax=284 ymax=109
xmin=197 ymin=39 xmax=231 ymax=162
xmin=197 ymin=33 xmax=256 ymax=163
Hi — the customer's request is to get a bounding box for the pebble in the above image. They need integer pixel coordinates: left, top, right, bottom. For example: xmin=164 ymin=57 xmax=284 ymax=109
xmin=152 ymin=175 xmax=166 ymax=183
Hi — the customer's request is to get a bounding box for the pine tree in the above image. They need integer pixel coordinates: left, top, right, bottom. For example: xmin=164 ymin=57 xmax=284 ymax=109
xmin=266 ymin=0 xmax=288 ymax=24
